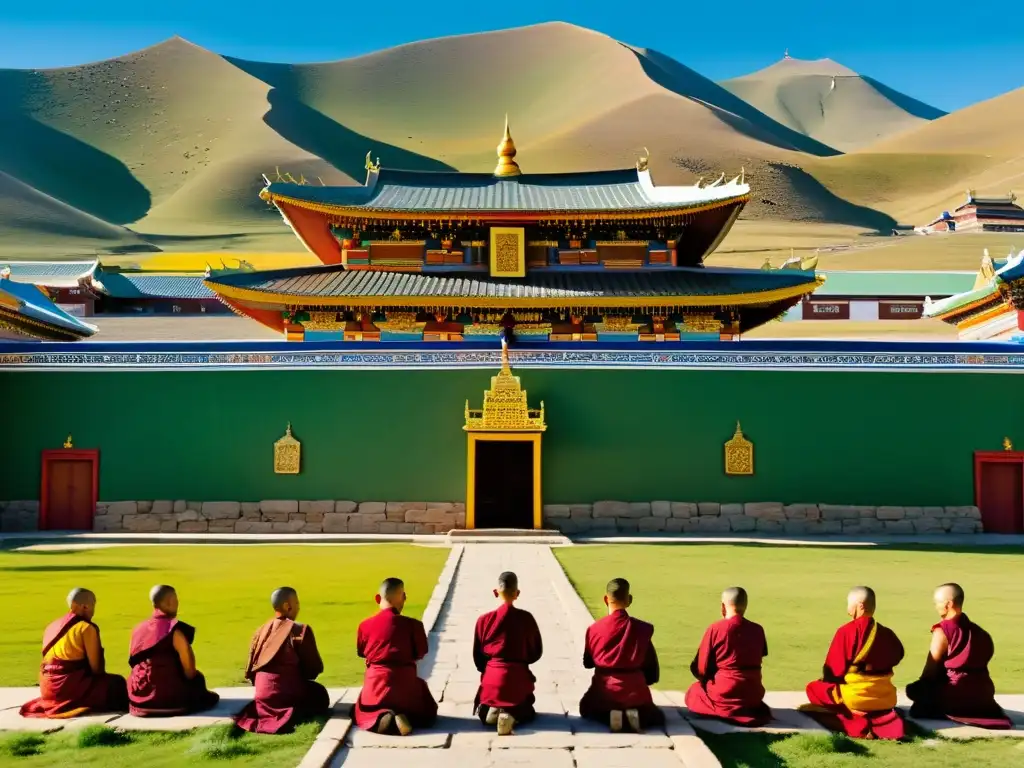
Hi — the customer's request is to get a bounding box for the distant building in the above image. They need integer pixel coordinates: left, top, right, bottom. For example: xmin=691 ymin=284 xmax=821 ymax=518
xmin=924 ymin=250 xmax=1024 ymax=341
xmin=786 ymin=270 xmax=976 ymax=321
xmin=88 ymin=271 xmax=226 ymax=315
xmin=0 ymin=271 xmax=96 ymax=341
xmin=0 ymin=260 xmax=99 ymax=316
xmin=917 ymin=191 xmax=1024 ymax=234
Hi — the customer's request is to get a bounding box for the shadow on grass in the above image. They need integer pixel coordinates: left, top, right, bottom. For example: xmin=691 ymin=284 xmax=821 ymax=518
xmin=702 ymin=731 xmax=870 ymax=767
xmin=578 ymin=540 xmax=1024 ymax=557
xmin=188 ymin=724 xmax=257 ymax=760
xmin=0 ymin=732 xmax=46 ymax=758
xmin=0 ymin=565 xmax=151 ymax=572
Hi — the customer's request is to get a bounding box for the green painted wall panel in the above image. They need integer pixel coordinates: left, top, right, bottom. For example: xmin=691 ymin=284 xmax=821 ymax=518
xmin=1 ymin=369 xmax=1016 ymax=505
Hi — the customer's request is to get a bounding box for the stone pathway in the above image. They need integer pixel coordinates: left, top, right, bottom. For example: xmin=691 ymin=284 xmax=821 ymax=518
xmin=323 ymin=544 xmax=719 ymax=768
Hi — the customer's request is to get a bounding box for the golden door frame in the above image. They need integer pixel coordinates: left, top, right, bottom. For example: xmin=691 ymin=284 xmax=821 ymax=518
xmin=465 ymin=432 xmax=543 ymax=530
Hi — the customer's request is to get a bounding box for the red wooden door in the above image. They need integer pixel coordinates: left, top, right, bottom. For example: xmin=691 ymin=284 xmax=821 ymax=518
xmin=977 ymin=462 xmax=1024 ymax=534
xmin=44 ymin=459 xmax=95 ymax=530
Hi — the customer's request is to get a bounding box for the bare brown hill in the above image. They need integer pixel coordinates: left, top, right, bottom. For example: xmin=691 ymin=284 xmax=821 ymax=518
xmin=0 ymin=22 xmax=1010 ymax=260
xmin=721 ymin=56 xmax=945 ymax=152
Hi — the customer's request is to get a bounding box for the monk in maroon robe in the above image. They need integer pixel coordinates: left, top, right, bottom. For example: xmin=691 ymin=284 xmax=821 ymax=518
xmin=353 ymin=577 xmax=437 ymax=735
xmin=579 ymin=578 xmax=664 ymax=733
xmin=127 ymin=585 xmax=220 ymax=717
xmin=473 ymin=571 xmax=543 ymax=735
xmin=20 ymin=588 xmax=127 ymax=718
xmin=685 ymin=587 xmax=771 ymax=727
xmin=906 ymin=582 xmax=1012 ymax=729
xmin=234 ymin=587 xmax=330 ymax=734
xmin=805 ymin=586 xmax=905 ymax=740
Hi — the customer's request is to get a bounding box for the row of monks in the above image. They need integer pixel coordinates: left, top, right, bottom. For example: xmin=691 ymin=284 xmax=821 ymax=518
xmin=20 ymin=577 xmax=1014 ymax=739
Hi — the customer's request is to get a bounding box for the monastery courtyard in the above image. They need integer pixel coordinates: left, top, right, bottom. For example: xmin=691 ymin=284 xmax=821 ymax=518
xmin=0 ymin=538 xmax=1022 ymax=767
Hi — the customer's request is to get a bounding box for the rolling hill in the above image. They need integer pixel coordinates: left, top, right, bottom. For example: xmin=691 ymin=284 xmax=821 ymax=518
xmin=721 ymin=55 xmax=946 ymax=153
xmin=0 ymin=22 xmax=1015 ymax=262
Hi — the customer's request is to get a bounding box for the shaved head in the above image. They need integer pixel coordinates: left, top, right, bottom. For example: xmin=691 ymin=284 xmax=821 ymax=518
xmin=67 ymin=587 xmax=95 ymax=608
xmin=936 ymin=583 xmax=965 ymax=608
xmin=606 ymin=578 xmax=630 ymax=603
xmin=150 ymin=584 xmax=176 ymax=605
xmin=497 ymin=572 xmax=518 ymax=594
xmin=271 ymin=587 xmax=297 ymax=610
xmin=848 ymin=586 xmax=876 ymax=616
xmin=721 ymin=587 xmax=748 ymax=614
xmin=379 ymin=578 xmax=404 ymax=599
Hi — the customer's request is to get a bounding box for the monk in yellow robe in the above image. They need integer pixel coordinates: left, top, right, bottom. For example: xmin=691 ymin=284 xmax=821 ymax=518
xmin=805 ymin=586 xmax=906 ymax=739
xmin=20 ymin=588 xmax=128 ymax=718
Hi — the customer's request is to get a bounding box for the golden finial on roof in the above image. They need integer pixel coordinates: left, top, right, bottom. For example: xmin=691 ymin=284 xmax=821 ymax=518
xmin=494 ymin=115 xmax=521 ymax=178
xmin=465 ymin=338 xmax=545 ymax=432
xmin=1005 ymin=436 xmax=1014 ymax=451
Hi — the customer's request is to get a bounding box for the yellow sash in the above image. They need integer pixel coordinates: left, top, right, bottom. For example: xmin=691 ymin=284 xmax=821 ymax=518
xmin=43 ymin=621 xmax=91 ymax=663
xmin=837 ymin=620 xmax=896 ymax=712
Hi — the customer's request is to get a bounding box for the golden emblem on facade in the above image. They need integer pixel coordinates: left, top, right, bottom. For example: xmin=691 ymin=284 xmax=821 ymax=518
xmin=724 ymin=421 xmax=753 ymax=475
xmin=274 ymin=423 xmax=301 ymax=474
xmin=1005 ymin=436 xmax=1015 ymax=451
xmin=63 ymin=434 xmax=73 ymax=449
xmin=465 ymin=342 xmax=546 ymax=432
xmin=489 ymin=226 xmax=526 ymax=277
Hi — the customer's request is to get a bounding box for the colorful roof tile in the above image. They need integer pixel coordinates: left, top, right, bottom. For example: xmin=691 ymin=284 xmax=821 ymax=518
xmin=924 ymin=253 xmax=1024 ymax=318
xmin=263 ymin=167 xmax=749 ymax=215
xmin=93 ymin=272 xmax=215 ymax=300
xmin=0 ymin=277 xmax=96 ymax=340
xmin=0 ymin=260 xmax=98 ymax=287
xmin=206 ymin=264 xmax=820 ymax=308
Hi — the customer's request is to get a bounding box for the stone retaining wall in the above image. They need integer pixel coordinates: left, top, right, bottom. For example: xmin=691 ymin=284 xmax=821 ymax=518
xmin=542 ymin=501 xmax=984 ymax=535
xmin=0 ymin=499 xmax=984 ymax=535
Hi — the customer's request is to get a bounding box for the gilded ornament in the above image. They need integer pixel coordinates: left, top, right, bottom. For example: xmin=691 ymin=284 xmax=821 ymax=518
xmin=63 ymin=434 xmax=73 ymax=449
xmin=1005 ymin=436 xmax=1015 ymax=451
xmin=465 ymin=342 xmax=546 ymax=432
xmin=274 ymin=423 xmax=301 ymax=474
xmin=489 ymin=227 xmax=526 ymax=277
xmin=724 ymin=422 xmax=754 ymax=475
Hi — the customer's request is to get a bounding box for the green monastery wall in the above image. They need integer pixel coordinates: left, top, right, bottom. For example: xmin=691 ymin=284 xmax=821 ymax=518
xmin=1 ymin=369 xmax=1017 ymax=506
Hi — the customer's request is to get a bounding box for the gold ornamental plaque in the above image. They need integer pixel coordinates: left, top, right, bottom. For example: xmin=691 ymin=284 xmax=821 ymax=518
xmin=274 ymin=423 xmax=301 ymax=474
xmin=489 ymin=227 xmax=525 ymax=277
xmin=724 ymin=422 xmax=753 ymax=476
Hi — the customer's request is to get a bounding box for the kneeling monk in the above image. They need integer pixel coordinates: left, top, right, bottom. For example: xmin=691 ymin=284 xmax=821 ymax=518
xmin=20 ymin=588 xmax=128 ymax=718
xmin=234 ymin=587 xmax=330 ymax=734
xmin=805 ymin=586 xmax=905 ymax=740
xmin=685 ymin=587 xmax=771 ymax=727
xmin=127 ymin=585 xmax=220 ymax=716
xmin=473 ymin=571 xmax=543 ymax=735
xmin=353 ymin=578 xmax=437 ymax=735
xmin=579 ymin=578 xmax=664 ymax=733
xmin=906 ymin=583 xmax=1012 ymax=729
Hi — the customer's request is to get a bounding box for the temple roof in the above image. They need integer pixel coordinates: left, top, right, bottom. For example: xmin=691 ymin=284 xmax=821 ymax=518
xmin=264 ymin=167 xmax=749 ymax=215
xmin=0 ymin=277 xmax=96 ymax=340
xmin=924 ymin=253 xmax=1024 ymax=318
xmin=92 ymin=272 xmax=215 ymax=300
xmin=206 ymin=263 xmax=820 ymax=308
xmin=0 ymin=259 xmax=98 ymax=288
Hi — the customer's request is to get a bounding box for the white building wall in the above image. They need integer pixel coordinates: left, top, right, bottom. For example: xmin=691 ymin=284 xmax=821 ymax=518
xmin=849 ymin=300 xmax=879 ymax=321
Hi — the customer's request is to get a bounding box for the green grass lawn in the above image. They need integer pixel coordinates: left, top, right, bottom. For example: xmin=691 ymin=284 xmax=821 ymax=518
xmin=0 ymin=721 xmax=320 ymax=767
xmin=0 ymin=544 xmax=448 ymax=687
xmin=555 ymin=544 xmax=1024 ymax=692
xmin=701 ymin=729 xmax=1024 ymax=768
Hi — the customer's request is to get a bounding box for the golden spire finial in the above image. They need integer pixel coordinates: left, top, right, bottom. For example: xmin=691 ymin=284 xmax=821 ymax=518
xmin=500 ymin=336 xmax=511 ymax=374
xmin=494 ymin=115 xmax=521 ymax=177
xmin=63 ymin=434 xmax=73 ymax=449
xmin=1005 ymin=436 xmax=1014 ymax=451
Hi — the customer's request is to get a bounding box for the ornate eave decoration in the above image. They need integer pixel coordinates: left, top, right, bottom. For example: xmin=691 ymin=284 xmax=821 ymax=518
xmin=465 ymin=343 xmax=546 ymax=432
xmin=724 ymin=421 xmax=753 ymax=475
xmin=274 ymin=423 xmax=301 ymax=474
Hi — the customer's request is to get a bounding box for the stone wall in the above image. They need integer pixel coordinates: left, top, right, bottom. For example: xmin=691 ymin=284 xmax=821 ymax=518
xmin=0 ymin=501 xmax=40 ymax=532
xmin=90 ymin=500 xmax=466 ymax=534
xmin=542 ymin=501 xmax=984 ymax=535
xmin=1 ymin=499 xmax=985 ymax=536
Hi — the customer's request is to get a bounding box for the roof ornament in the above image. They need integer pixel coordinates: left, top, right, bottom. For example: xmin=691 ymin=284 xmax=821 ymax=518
xmin=0 ymin=266 xmax=10 ymax=280
xmin=740 ymin=166 xmax=745 ymax=185
xmin=784 ymin=48 xmax=791 ymax=59
xmin=494 ymin=115 xmax=522 ymax=178
xmin=636 ymin=147 xmax=650 ymax=172
xmin=364 ymin=151 xmax=381 ymax=173
xmin=709 ymin=172 xmax=725 ymax=188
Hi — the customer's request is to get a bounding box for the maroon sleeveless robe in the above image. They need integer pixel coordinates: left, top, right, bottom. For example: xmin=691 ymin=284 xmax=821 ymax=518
xmin=906 ymin=613 xmax=1012 ymax=728
xmin=685 ymin=615 xmax=772 ymax=727
xmin=234 ymin=618 xmax=330 ymax=733
xmin=579 ymin=609 xmax=664 ymax=728
xmin=473 ymin=603 xmax=543 ymax=723
xmin=353 ymin=608 xmax=437 ymax=731
xmin=127 ymin=611 xmax=220 ymax=717
xmin=805 ymin=615 xmax=905 ymax=740
xmin=20 ymin=612 xmax=127 ymax=718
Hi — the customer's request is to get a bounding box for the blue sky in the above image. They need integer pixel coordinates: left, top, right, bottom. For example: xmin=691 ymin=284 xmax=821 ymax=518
xmin=2 ymin=1 xmax=1021 ymax=112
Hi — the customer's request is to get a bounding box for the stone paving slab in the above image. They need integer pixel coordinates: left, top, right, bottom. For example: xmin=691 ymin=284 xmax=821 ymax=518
xmin=0 ymin=687 xmax=41 ymax=711
xmin=908 ymin=717 xmax=1024 ymax=740
xmin=574 ymin=747 xmax=684 ymax=767
xmin=489 ymin=748 xmax=575 ymax=767
xmin=0 ymin=709 xmax=120 ymax=732
xmin=298 ymin=719 xmax=351 ymax=768
xmin=106 ymin=687 xmax=252 ymax=731
xmin=344 ymin=724 xmax=452 ymax=748
xmin=333 ymin=747 xmax=492 ymax=767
